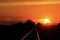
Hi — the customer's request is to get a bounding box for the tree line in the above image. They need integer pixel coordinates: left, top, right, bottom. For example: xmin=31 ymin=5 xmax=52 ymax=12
xmin=0 ymin=19 xmax=60 ymax=40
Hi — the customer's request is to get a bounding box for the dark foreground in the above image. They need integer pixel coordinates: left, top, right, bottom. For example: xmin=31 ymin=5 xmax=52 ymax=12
xmin=0 ymin=20 xmax=60 ymax=40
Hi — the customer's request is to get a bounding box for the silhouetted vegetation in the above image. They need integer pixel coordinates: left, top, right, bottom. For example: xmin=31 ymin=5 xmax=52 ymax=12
xmin=0 ymin=19 xmax=60 ymax=40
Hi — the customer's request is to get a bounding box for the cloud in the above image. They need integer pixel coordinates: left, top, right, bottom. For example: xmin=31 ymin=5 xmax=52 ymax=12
xmin=0 ymin=0 xmax=42 ymax=2
xmin=0 ymin=0 xmax=60 ymax=2
xmin=0 ymin=1 xmax=60 ymax=6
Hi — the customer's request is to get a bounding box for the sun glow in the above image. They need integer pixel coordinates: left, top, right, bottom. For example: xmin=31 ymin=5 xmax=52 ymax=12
xmin=38 ymin=18 xmax=51 ymax=24
xmin=43 ymin=18 xmax=51 ymax=24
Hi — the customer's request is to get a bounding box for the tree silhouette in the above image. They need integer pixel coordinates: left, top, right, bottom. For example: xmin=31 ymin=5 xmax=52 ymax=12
xmin=24 ymin=19 xmax=35 ymax=31
xmin=1 ymin=20 xmax=60 ymax=40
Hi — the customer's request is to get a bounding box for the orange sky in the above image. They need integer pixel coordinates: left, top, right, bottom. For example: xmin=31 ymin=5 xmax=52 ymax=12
xmin=0 ymin=1 xmax=60 ymax=24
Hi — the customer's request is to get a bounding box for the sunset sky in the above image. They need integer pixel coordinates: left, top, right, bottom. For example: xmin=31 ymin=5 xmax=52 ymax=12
xmin=0 ymin=0 xmax=60 ymax=24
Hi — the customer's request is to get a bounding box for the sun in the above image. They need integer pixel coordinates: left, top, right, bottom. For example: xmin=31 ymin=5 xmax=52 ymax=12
xmin=38 ymin=18 xmax=51 ymax=24
xmin=43 ymin=18 xmax=50 ymax=24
